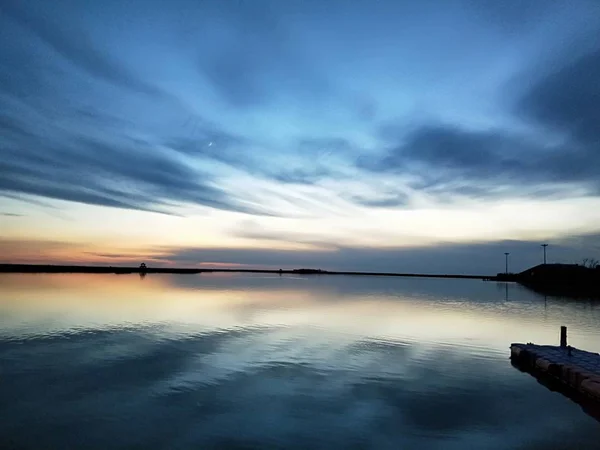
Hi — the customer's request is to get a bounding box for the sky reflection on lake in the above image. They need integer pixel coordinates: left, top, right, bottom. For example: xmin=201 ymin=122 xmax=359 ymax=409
xmin=1 ymin=273 xmax=600 ymax=449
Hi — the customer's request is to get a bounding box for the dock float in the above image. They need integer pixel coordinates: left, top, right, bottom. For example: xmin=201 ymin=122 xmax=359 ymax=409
xmin=511 ymin=326 xmax=600 ymax=421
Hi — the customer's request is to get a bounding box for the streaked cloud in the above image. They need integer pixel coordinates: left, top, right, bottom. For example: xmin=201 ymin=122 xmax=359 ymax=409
xmin=1 ymin=0 xmax=600 ymax=267
xmin=0 ymin=0 xmax=164 ymax=97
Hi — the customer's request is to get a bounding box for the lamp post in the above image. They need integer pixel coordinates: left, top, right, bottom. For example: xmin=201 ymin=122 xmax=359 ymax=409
xmin=504 ymin=252 xmax=510 ymax=274
xmin=541 ymin=244 xmax=548 ymax=265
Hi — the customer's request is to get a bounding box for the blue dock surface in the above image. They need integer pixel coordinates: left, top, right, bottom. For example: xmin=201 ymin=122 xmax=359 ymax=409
xmin=511 ymin=341 xmax=600 ymax=419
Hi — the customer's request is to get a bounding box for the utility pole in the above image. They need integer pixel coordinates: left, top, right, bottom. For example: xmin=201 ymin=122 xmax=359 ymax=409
xmin=504 ymin=252 xmax=510 ymax=274
xmin=541 ymin=244 xmax=548 ymax=265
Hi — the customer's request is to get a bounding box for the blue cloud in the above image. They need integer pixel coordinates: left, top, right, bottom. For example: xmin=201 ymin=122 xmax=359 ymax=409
xmin=0 ymin=114 xmax=268 ymax=214
xmin=155 ymin=236 xmax=600 ymax=274
xmin=361 ymin=43 xmax=600 ymax=197
xmin=0 ymin=0 xmax=164 ymax=97
xmin=1 ymin=0 xmax=600 ymax=216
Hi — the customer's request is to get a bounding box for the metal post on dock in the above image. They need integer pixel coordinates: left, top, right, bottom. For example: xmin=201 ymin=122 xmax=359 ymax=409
xmin=560 ymin=325 xmax=567 ymax=348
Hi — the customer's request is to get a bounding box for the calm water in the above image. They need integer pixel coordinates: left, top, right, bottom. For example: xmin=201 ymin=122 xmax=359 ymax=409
xmin=1 ymin=273 xmax=600 ymax=449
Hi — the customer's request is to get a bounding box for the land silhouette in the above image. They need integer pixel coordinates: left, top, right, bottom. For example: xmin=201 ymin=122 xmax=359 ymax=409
xmin=1 ymin=262 xmax=599 ymax=297
xmin=0 ymin=264 xmax=489 ymax=279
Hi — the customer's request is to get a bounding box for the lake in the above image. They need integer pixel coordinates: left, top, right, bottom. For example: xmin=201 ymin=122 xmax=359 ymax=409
xmin=1 ymin=273 xmax=600 ymax=449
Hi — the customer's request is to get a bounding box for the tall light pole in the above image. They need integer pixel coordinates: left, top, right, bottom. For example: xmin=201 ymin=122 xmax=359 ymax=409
xmin=504 ymin=252 xmax=510 ymax=274
xmin=541 ymin=244 xmax=548 ymax=265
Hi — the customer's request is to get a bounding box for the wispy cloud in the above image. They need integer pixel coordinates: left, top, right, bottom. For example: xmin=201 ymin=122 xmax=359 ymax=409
xmin=0 ymin=131 xmax=268 ymax=215
xmin=2 ymin=0 xmax=600 ymax=265
xmin=195 ymin=1 xmax=331 ymax=109
xmin=0 ymin=0 xmax=163 ymax=97
xmin=360 ymin=42 xmax=600 ymax=199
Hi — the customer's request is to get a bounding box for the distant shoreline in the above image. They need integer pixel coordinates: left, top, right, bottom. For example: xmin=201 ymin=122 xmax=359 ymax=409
xmin=0 ymin=264 xmax=492 ymax=280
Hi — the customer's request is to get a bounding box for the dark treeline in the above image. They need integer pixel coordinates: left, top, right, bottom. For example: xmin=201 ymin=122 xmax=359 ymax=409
xmin=0 ymin=264 xmax=489 ymax=279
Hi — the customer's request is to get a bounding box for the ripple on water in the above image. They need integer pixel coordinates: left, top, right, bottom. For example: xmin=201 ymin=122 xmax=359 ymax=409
xmin=2 ymin=274 xmax=600 ymax=449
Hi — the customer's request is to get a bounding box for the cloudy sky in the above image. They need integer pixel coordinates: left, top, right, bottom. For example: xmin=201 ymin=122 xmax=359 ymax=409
xmin=1 ymin=0 xmax=600 ymax=273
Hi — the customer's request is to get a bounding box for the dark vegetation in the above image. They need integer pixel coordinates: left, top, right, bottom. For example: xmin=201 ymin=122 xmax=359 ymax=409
xmin=0 ymin=264 xmax=487 ymax=279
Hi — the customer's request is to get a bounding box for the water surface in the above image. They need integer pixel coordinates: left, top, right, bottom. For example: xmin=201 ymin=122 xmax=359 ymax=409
xmin=1 ymin=273 xmax=600 ymax=449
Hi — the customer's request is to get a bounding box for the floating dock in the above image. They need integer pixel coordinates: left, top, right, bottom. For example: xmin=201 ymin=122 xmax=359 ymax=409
xmin=511 ymin=327 xmax=600 ymax=420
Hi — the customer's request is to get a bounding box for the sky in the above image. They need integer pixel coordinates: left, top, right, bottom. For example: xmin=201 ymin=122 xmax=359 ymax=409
xmin=1 ymin=0 xmax=600 ymax=274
